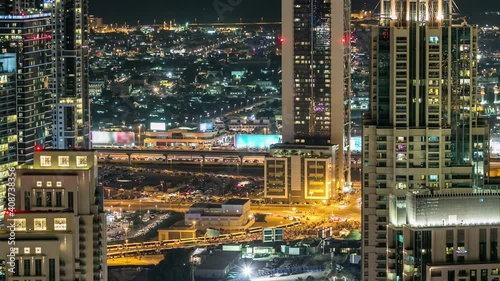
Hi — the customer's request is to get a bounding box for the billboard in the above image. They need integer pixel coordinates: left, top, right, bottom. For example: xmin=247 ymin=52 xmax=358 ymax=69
xmin=91 ymin=131 xmax=135 ymax=146
xmin=350 ymin=136 xmax=362 ymax=152
xmin=199 ymin=122 xmax=214 ymax=132
xmin=235 ymin=134 xmax=281 ymax=149
xmin=150 ymin=122 xmax=166 ymax=131
xmin=492 ymin=135 xmax=500 ymax=156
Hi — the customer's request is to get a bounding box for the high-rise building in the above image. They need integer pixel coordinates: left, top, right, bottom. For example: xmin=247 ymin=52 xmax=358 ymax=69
xmin=264 ymin=0 xmax=351 ymax=202
xmin=0 ymin=12 xmax=53 ymax=225
xmin=0 ymin=53 xmax=17 ymax=227
xmin=49 ymin=0 xmax=91 ymax=149
xmin=0 ymin=150 xmax=107 ymax=281
xmin=0 ymin=0 xmax=44 ymax=14
xmin=0 ymin=13 xmax=53 ymax=163
xmin=362 ymin=0 xmax=490 ymax=280
xmin=0 ymin=0 xmax=14 ymax=14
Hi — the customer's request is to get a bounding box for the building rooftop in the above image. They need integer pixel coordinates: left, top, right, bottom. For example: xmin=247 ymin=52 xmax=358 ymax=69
xmin=270 ymin=143 xmax=338 ymax=150
xmin=197 ymin=251 xmax=241 ymax=270
xmin=190 ymin=203 xmax=222 ymax=209
xmin=225 ymin=198 xmax=250 ymax=205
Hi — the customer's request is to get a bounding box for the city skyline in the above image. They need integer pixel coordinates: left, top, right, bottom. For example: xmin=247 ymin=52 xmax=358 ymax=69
xmin=88 ymin=0 xmax=500 ymax=24
xmin=1 ymin=0 xmax=500 ymax=280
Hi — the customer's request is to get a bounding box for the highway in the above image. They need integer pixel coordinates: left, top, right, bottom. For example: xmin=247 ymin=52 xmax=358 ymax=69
xmin=105 ymin=198 xmax=360 ymax=227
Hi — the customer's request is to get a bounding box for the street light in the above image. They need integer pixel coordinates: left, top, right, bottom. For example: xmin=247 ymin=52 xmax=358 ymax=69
xmin=137 ymin=125 xmax=142 ymax=147
xmin=124 ymin=226 xmax=129 ymax=247
xmin=139 ymin=199 xmax=142 ymax=229
xmin=243 ymin=266 xmax=252 ymax=276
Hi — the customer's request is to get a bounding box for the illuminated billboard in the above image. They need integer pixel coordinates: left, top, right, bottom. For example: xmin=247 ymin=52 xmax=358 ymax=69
xmin=350 ymin=136 xmax=362 ymax=152
xmin=235 ymin=134 xmax=281 ymax=149
xmin=492 ymin=136 xmax=500 ymax=156
xmin=91 ymin=131 xmax=135 ymax=146
xmin=199 ymin=122 xmax=214 ymax=132
xmin=150 ymin=122 xmax=166 ymax=131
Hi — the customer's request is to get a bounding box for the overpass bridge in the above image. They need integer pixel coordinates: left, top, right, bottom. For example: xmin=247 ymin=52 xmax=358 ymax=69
xmin=96 ymin=148 xmax=269 ymax=165
xmin=106 ymin=222 xmax=300 ymax=258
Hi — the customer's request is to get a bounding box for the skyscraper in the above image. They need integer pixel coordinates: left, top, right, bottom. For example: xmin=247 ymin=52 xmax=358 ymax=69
xmin=362 ymin=0 xmax=490 ymax=280
xmin=49 ymin=0 xmax=91 ymax=149
xmin=0 ymin=13 xmax=53 ymax=163
xmin=263 ymin=0 xmax=351 ymax=202
xmin=0 ymin=150 xmax=107 ymax=281
xmin=0 ymin=52 xmax=17 ymax=227
xmin=0 ymin=10 xmax=53 ymax=225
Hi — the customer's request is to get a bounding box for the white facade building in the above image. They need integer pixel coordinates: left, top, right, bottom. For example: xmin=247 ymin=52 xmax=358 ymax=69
xmin=362 ymin=0 xmax=490 ymax=280
xmin=0 ymin=150 xmax=107 ymax=281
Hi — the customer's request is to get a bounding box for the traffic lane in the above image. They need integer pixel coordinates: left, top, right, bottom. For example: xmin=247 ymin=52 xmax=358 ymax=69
xmin=104 ymin=200 xmax=360 ymax=220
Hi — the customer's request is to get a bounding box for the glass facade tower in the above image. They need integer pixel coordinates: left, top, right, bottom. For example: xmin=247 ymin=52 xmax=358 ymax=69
xmin=273 ymin=0 xmax=351 ymax=201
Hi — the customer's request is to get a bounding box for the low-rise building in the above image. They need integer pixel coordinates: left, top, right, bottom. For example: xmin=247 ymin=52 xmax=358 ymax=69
xmin=185 ymin=199 xmax=252 ymax=230
xmin=143 ymin=126 xmax=220 ymax=147
xmin=226 ymin=118 xmax=273 ymax=133
xmin=195 ymin=250 xmax=241 ymax=279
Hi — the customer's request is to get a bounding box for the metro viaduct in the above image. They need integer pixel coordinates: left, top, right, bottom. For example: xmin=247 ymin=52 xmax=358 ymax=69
xmin=95 ymin=148 xmax=269 ymax=166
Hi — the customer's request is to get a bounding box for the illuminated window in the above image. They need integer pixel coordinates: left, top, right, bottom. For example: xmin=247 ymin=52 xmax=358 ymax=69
xmin=54 ymin=218 xmax=67 ymax=230
xmin=36 ymin=181 xmax=42 ymax=187
xmin=35 ymin=247 xmax=41 ymax=254
xmin=429 ymin=36 xmax=439 ymax=43
xmin=13 ymin=219 xmax=26 ymax=231
xmin=58 ymin=156 xmax=69 ymax=167
xmin=396 ymin=153 xmax=407 ymax=161
xmin=56 ymin=181 xmax=62 ymax=187
xmin=24 ymin=247 xmax=30 ymax=254
xmin=34 ymin=218 xmax=46 ymax=230
xmin=14 ymin=248 xmax=19 ymax=254
xmin=76 ymin=156 xmax=87 ymax=167
xmin=40 ymin=156 xmax=51 ymax=167
xmin=46 ymin=181 xmax=52 ymax=187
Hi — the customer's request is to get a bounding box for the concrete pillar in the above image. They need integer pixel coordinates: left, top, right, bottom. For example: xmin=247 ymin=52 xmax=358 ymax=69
xmin=238 ymin=155 xmax=244 ymax=174
xmin=201 ymin=155 xmax=205 ymax=170
xmin=127 ymin=153 xmax=132 ymax=165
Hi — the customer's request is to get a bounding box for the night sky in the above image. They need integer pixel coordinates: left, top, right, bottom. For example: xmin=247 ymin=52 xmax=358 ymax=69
xmin=90 ymin=0 xmax=499 ymax=25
